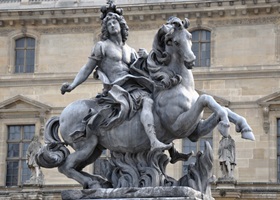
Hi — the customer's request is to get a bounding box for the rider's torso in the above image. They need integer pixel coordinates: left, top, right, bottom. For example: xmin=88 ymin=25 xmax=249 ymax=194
xmin=99 ymin=40 xmax=133 ymax=83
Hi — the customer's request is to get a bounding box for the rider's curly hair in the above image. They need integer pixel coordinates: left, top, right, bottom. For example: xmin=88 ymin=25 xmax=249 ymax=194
xmin=101 ymin=12 xmax=129 ymax=43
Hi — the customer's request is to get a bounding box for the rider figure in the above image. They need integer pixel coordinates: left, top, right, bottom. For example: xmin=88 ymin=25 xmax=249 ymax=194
xmin=61 ymin=11 xmax=171 ymax=151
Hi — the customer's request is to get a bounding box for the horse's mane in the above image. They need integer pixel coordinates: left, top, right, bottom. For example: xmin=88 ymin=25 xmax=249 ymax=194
xmin=147 ymin=21 xmax=181 ymax=90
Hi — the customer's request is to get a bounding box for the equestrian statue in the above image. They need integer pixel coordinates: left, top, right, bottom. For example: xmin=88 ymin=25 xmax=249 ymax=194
xmin=36 ymin=1 xmax=255 ymax=196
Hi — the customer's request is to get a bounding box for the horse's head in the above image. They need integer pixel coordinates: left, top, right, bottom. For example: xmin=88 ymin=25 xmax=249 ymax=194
xmin=158 ymin=17 xmax=196 ymax=69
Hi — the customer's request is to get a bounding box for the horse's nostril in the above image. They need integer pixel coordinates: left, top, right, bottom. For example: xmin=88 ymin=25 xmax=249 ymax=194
xmin=184 ymin=61 xmax=195 ymax=69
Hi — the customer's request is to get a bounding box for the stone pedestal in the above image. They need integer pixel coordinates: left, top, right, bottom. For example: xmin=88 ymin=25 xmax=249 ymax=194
xmin=61 ymin=187 xmax=214 ymax=200
xmin=214 ymin=179 xmax=240 ymax=199
xmin=216 ymin=178 xmax=237 ymax=189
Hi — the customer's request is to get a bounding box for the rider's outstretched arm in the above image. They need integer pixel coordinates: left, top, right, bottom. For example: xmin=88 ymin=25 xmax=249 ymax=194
xmin=61 ymin=58 xmax=97 ymax=94
xmin=70 ymin=58 xmax=97 ymax=90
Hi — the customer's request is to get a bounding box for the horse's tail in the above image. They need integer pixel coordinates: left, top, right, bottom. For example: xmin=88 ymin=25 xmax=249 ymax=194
xmin=36 ymin=116 xmax=70 ymax=168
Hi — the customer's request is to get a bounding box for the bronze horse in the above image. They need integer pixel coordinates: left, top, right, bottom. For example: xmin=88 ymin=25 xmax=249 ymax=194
xmin=37 ymin=17 xmax=254 ymax=189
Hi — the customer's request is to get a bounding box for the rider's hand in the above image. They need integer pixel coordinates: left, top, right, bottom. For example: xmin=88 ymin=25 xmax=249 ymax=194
xmin=138 ymin=48 xmax=148 ymax=58
xmin=61 ymin=83 xmax=73 ymax=95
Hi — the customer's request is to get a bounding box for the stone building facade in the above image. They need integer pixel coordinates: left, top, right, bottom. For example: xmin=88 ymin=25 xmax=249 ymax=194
xmin=0 ymin=0 xmax=280 ymax=199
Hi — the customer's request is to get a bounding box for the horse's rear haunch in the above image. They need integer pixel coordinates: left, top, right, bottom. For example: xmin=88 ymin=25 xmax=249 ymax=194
xmin=36 ymin=117 xmax=70 ymax=168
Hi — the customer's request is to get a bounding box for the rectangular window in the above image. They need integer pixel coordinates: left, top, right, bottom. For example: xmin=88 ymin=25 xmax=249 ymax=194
xmin=6 ymin=125 xmax=35 ymax=186
xmin=191 ymin=30 xmax=211 ymax=67
xmin=15 ymin=37 xmax=35 ymax=73
xmin=182 ymin=131 xmax=213 ymax=174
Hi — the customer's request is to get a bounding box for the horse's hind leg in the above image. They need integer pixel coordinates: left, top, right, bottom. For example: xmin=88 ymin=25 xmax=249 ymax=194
xmin=225 ymin=107 xmax=255 ymax=141
xmin=58 ymin=134 xmax=103 ymax=189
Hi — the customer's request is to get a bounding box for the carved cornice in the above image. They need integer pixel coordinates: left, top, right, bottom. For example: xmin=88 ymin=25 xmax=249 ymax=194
xmin=208 ymin=15 xmax=280 ymax=26
xmin=34 ymin=25 xmax=97 ymax=35
xmin=0 ymin=25 xmax=98 ymax=35
xmin=256 ymin=90 xmax=280 ymax=134
xmin=193 ymin=65 xmax=280 ymax=81
xmin=1 ymin=65 xmax=280 ymax=87
xmin=0 ymin=1 xmax=279 ymax=27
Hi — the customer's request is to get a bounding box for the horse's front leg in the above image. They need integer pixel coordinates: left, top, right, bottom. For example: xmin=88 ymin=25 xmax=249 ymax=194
xmin=225 ymin=107 xmax=255 ymax=141
xmin=188 ymin=113 xmax=220 ymax=142
xmin=170 ymin=94 xmax=230 ymax=138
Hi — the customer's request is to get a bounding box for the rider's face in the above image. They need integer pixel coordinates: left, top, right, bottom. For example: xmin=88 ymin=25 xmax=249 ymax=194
xmin=107 ymin=19 xmax=121 ymax=36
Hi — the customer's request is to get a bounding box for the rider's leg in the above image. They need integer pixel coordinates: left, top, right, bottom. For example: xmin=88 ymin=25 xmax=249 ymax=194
xmin=225 ymin=107 xmax=255 ymax=141
xmin=141 ymin=96 xmax=172 ymax=151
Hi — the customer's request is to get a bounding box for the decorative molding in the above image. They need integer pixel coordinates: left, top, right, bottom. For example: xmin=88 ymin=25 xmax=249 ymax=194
xmin=0 ymin=28 xmax=16 ymax=36
xmin=7 ymin=29 xmax=41 ymax=74
xmin=33 ymin=25 xmax=96 ymax=35
xmin=208 ymin=16 xmax=280 ymax=26
xmin=0 ymin=94 xmax=51 ymax=111
xmin=0 ymin=1 xmax=279 ymax=27
xmin=129 ymin=23 xmax=160 ymax=31
xmin=256 ymin=91 xmax=280 ymax=134
xmin=276 ymin=23 xmax=280 ymax=63
xmin=0 ymin=95 xmax=51 ymax=120
xmin=262 ymin=106 xmax=270 ymax=134
xmin=211 ymin=27 xmax=216 ymax=67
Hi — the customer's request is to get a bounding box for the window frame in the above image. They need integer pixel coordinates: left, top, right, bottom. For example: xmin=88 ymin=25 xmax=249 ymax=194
xmin=8 ymin=31 xmax=40 ymax=74
xmin=6 ymin=124 xmax=35 ymax=186
xmin=14 ymin=37 xmax=36 ymax=73
xmin=190 ymin=29 xmax=211 ymax=67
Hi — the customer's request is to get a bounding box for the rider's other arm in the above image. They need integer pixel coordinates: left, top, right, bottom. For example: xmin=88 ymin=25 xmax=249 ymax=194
xmin=69 ymin=58 xmax=97 ymax=90
xmin=70 ymin=42 xmax=104 ymax=89
xmin=61 ymin=42 xmax=103 ymax=94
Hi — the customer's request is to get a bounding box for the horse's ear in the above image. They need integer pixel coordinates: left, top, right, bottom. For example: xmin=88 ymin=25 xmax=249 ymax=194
xmin=156 ymin=25 xmax=169 ymax=49
xmin=183 ymin=18 xmax=190 ymax=29
xmin=161 ymin=24 xmax=169 ymax=33
xmin=172 ymin=21 xmax=182 ymax=29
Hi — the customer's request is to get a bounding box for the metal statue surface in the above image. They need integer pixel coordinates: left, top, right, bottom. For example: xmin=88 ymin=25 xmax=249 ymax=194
xmin=36 ymin=2 xmax=255 ymax=196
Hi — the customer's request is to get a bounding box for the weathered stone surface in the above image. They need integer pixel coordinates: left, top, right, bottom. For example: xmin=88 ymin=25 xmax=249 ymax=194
xmin=61 ymin=187 xmax=214 ymax=200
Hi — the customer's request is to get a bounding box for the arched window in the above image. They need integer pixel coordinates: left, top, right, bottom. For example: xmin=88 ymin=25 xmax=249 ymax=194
xmin=191 ymin=30 xmax=211 ymax=67
xmin=15 ymin=37 xmax=35 ymax=73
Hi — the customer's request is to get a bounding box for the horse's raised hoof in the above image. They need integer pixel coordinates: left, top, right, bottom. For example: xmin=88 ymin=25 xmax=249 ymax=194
xmin=217 ymin=121 xmax=230 ymax=138
xmin=241 ymin=130 xmax=255 ymax=141
xmin=151 ymin=141 xmax=172 ymax=152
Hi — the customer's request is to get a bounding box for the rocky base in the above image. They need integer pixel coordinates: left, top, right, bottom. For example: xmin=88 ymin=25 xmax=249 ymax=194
xmin=61 ymin=186 xmax=214 ymax=200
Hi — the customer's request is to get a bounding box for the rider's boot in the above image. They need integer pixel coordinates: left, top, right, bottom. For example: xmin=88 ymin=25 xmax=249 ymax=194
xmin=146 ymin=124 xmax=172 ymax=151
